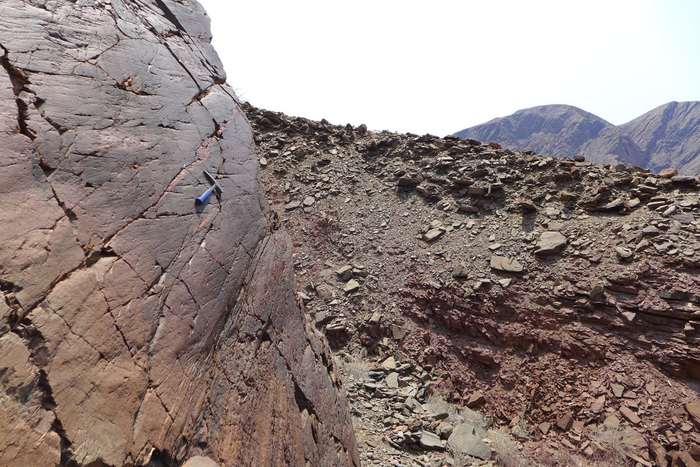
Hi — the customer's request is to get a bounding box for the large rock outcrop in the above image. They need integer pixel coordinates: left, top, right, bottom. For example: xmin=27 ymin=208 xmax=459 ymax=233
xmin=0 ymin=1 xmax=358 ymax=466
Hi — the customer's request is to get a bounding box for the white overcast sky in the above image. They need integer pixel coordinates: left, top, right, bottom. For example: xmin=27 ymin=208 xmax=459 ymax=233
xmin=197 ymin=0 xmax=700 ymax=136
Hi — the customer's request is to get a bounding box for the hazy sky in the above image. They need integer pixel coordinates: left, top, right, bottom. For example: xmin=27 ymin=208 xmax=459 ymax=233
xmin=197 ymin=0 xmax=700 ymax=136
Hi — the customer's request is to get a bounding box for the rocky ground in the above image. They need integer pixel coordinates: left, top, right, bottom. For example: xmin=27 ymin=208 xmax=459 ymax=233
xmin=246 ymin=102 xmax=700 ymax=467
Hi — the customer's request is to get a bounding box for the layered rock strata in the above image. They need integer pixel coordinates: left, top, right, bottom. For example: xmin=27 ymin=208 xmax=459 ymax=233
xmin=0 ymin=1 xmax=357 ymax=466
xmin=247 ymin=103 xmax=700 ymax=465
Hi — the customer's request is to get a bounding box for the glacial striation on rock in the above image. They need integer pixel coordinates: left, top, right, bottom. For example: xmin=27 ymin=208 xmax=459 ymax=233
xmin=0 ymin=1 xmax=358 ymax=466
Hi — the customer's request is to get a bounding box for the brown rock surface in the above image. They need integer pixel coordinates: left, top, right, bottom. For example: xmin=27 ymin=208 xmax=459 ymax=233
xmin=0 ymin=2 xmax=357 ymax=466
xmin=248 ymin=103 xmax=700 ymax=465
xmin=489 ymin=255 xmax=524 ymax=273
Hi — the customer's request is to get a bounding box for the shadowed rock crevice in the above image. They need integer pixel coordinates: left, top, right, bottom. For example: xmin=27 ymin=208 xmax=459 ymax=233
xmin=0 ymin=44 xmax=35 ymax=140
xmin=153 ymin=0 xmax=188 ymax=34
xmin=36 ymin=369 xmax=74 ymax=466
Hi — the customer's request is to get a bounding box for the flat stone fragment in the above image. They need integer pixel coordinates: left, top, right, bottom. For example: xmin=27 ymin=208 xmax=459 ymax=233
xmin=535 ymin=231 xmax=567 ymax=255
xmin=385 ymin=372 xmax=399 ymax=389
xmin=685 ymin=401 xmax=700 ymax=428
xmin=182 ymin=457 xmax=220 ymax=467
xmin=672 ymin=175 xmax=698 ymax=185
xmin=466 ymin=391 xmax=486 ymax=408
xmin=676 ymin=452 xmax=700 ymax=467
xmin=424 ymin=228 xmax=444 ymax=242
xmin=556 ymin=413 xmax=573 ymax=431
xmin=619 ymin=406 xmax=641 ymax=425
xmin=419 ymin=431 xmax=445 ymax=451
xmin=622 ymin=427 xmax=648 ymax=451
xmin=336 ymin=265 xmax=353 ymax=281
xmin=398 ymin=176 xmax=420 ymax=186
xmin=447 ymin=424 xmax=491 ymax=460
xmin=490 ymin=255 xmax=524 ymax=272
xmin=611 ymin=383 xmax=625 ymax=398
xmin=343 ymin=279 xmax=361 ymax=293
xmin=649 ymin=441 xmax=667 ymax=466
xmin=284 ymin=200 xmax=302 ymax=210
xmin=659 ymin=168 xmax=679 ymax=178
xmin=381 ymin=356 xmax=396 ymax=370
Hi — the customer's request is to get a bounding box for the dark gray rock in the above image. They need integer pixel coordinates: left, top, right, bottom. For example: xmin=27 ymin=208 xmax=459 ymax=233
xmin=447 ymin=423 xmax=492 ymax=460
xmin=419 ymin=430 xmax=445 ymax=451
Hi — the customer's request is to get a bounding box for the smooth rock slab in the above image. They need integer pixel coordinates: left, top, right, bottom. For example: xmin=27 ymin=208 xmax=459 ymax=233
xmin=620 ymin=406 xmax=641 ymax=425
xmin=424 ymin=228 xmax=444 ymax=242
xmin=535 ymin=231 xmax=567 ymax=255
xmin=686 ymin=401 xmax=700 ymax=428
xmin=490 ymin=255 xmax=524 ymax=272
xmin=0 ymin=1 xmax=359 ymax=466
xmin=447 ymin=423 xmax=492 ymax=460
xmin=419 ymin=431 xmax=445 ymax=451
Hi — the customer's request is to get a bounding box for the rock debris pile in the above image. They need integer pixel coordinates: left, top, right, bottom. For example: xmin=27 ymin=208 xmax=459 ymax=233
xmin=248 ymin=102 xmax=700 ymax=466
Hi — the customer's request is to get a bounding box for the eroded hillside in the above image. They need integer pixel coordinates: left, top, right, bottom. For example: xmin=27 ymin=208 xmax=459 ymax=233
xmin=249 ymin=103 xmax=700 ymax=467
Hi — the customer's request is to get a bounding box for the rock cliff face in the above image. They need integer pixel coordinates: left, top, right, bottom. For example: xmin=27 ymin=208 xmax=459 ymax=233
xmin=0 ymin=1 xmax=358 ymax=466
xmin=455 ymin=102 xmax=700 ymax=175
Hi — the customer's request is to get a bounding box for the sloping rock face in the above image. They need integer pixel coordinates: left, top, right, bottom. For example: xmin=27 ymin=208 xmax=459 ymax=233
xmin=455 ymin=102 xmax=700 ymax=175
xmin=621 ymin=101 xmax=700 ymax=175
xmin=0 ymin=1 xmax=358 ymax=466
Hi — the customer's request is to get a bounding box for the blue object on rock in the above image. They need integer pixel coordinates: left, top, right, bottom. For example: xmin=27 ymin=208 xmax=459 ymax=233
xmin=195 ymin=169 xmax=223 ymax=205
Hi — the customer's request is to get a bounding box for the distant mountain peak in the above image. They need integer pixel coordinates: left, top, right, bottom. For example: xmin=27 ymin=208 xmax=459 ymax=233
xmin=455 ymin=101 xmax=700 ymax=175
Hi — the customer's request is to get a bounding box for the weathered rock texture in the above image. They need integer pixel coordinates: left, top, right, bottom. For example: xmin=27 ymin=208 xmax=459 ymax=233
xmin=0 ymin=1 xmax=358 ymax=466
xmin=455 ymin=102 xmax=700 ymax=175
xmin=247 ymin=103 xmax=700 ymax=465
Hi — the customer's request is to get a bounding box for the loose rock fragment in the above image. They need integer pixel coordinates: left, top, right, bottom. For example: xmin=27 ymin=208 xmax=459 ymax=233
xmin=619 ymin=406 xmax=641 ymax=425
xmin=490 ymin=255 xmax=524 ymax=272
xmin=424 ymin=229 xmax=445 ymax=242
xmin=535 ymin=231 xmax=567 ymax=255
xmin=343 ymin=279 xmax=361 ymax=293
xmin=447 ymin=424 xmax=491 ymax=460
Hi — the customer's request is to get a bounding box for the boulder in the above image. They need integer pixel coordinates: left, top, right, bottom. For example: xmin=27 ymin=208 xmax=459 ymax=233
xmin=0 ymin=1 xmax=358 ymax=466
xmin=447 ymin=423 xmax=492 ymax=460
xmin=535 ymin=231 xmax=567 ymax=256
xmin=419 ymin=431 xmax=445 ymax=451
xmin=490 ymin=255 xmax=524 ymax=273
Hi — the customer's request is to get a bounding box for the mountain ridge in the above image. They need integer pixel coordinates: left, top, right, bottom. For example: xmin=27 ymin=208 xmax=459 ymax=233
xmin=455 ymin=101 xmax=700 ymax=175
